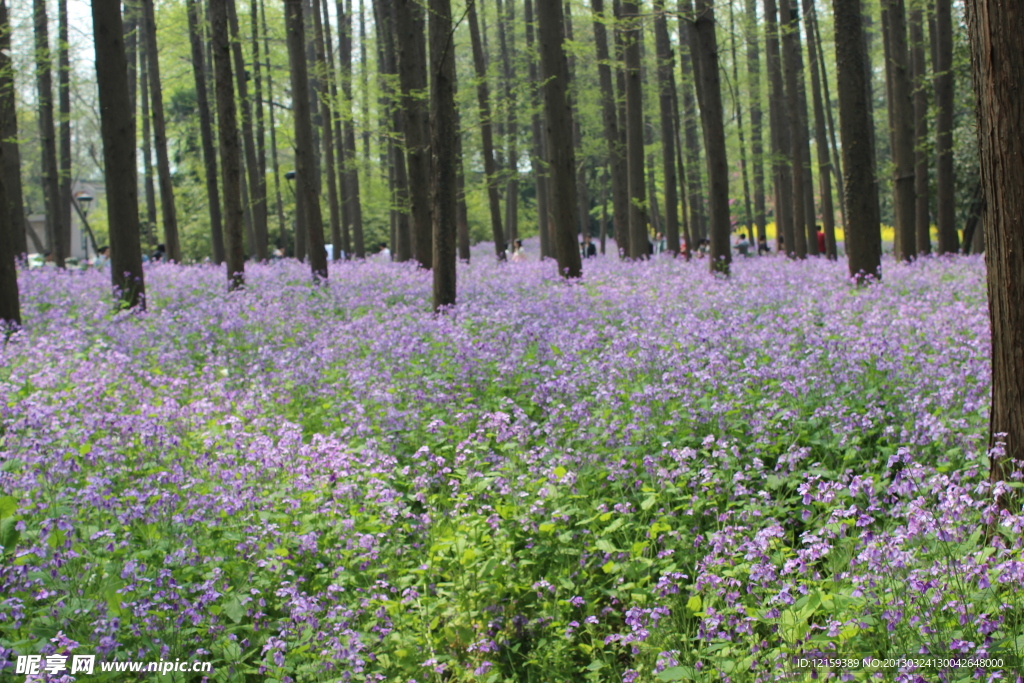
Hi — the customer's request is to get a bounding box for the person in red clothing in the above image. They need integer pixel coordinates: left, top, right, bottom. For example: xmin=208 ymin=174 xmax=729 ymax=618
xmin=816 ymin=225 xmax=826 ymax=254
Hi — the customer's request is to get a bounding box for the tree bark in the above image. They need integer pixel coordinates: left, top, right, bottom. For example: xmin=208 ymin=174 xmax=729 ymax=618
xmin=745 ymin=0 xmax=766 ymax=245
xmin=375 ymin=0 xmax=409 ymax=261
xmin=834 ymin=0 xmax=882 ymax=281
xmin=729 ymin=0 xmax=752 ymax=241
xmin=338 ymin=0 xmax=364 ymax=258
xmin=138 ymin=7 xmax=157 ymax=251
xmin=809 ymin=2 xmax=846 ymax=227
xmin=933 ymin=0 xmax=957 ymax=254
xmin=564 ymin=2 xmax=591 ymax=241
xmin=765 ymin=0 xmax=793 ymax=255
xmin=678 ymin=0 xmax=706 ymax=242
xmin=142 ymin=0 xmax=180 ymax=261
xmin=92 ymin=0 xmax=145 ymax=307
xmin=286 ymin=0 xmax=327 ymax=279
xmin=307 ymin=0 xmax=342 ymax=262
xmin=33 ymin=0 xmax=64 ymax=267
xmin=499 ymin=0 xmax=519 ymax=245
xmin=260 ymin=0 xmax=287 ymax=252
xmin=186 ymin=0 xmax=225 ymax=264
xmin=430 ymin=0 xmax=456 ymax=310
xmin=525 ymin=0 xmax=551 ymax=259
xmin=592 ymin=0 xmax=629 ymax=256
xmin=966 ymin=0 xmax=1024 ymax=490
xmin=252 ymin=0 xmax=272 ymax=256
xmin=885 ymin=0 xmax=917 ymax=261
xmin=654 ymin=0 xmax=680 ymax=255
xmin=803 ymin=0 xmax=837 ymax=258
xmin=910 ymin=5 xmax=930 ymax=255
xmin=0 ymin=0 xmax=27 ymax=258
xmin=691 ymin=0 xmax=731 ymax=273
xmin=0 ymin=132 xmax=16 ymax=324
xmin=57 ymin=0 xmax=71 ymax=259
xmin=455 ymin=105 xmax=471 ymax=262
xmin=536 ymin=0 xmax=582 ymax=277
xmin=321 ymin=0 xmax=350 ymax=259
xmin=621 ymin=1 xmax=647 ymax=259
xmin=782 ymin=0 xmax=811 ymax=257
xmin=468 ymin=0 xmax=507 ymax=260
xmin=396 ymin=0 xmax=432 ymax=267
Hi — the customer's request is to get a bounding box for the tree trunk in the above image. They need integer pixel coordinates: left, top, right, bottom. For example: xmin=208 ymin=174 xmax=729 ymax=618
xmin=468 ymin=0 xmax=507 ymax=260
xmin=654 ymin=0 xmax=680 ymax=255
xmin=765 ymin=0 xmax=793 ymax=255
xmin=142 ymin=0 xmax=180 ymax=261
xmin=308 ymin=0 xmax=341 ymax=262
xmin=33 ymin=0 xmax=64 ymax=267
xmin=933 ymin=0 xmax=956 ymax=254
xmin=809 ymin=2 xmax=846 ymax=228
xmin=57 ymin=0 xmax=71 ymax=259
xmin=375 ymin=0 xmax=409 ymax=261
xmin=671 ymin=80 xmax=693 ymax=256
xmin=536 ymin=0 xmax=582 ymax=277
xmin=910 ymin=6 xmax=930 ymax=255
xmin=745 ymin=0 xmax=766 ymax=245
xmin=592 ymin=0 xmax=629 ymax=256
xmin=621 ymin=1 xmax=647 ymax=259
xmin=252 ymin=0 xmax=272 ymax=255
xmin=803 ymin=0 xmax=837 ymax=258
xmin=396 ymin=0 xmax=432 ymax=267
xmin=455 ymin=106 xmax=471 ymax=262
xmin=834 ymin=0 xmax=882 ymax=281
xmin=885 ymin=0 xmax=916 ymax=261
xmin=729 ymin=1 xmax=753 ymax=241
xmin=965 ymin=0 xmax=1024 ymax=490
xmin=782 ymin=0 xmax=810 ymax=257
xmin=525 ymin=0 xmax=551 ymax=259
xmin=210 ymin=0 xmax=245 ymax=287
xmin=285 ymin=0 xmax=327 ymax=279
xmin=360 ymin=0 xmax=371 ymax=162
xmin=138 ymin=8 xmax=157 ymax=251
xmin=691 ymin=0 xmax=731 ymax=273
xmin=320 ymin=0 xmax=349 ymax=259
xmin=499 ymin=0 xmax=519 ymax=245
xmin=0 ymin=133 xmax=16 ymax=324
xmin=430 ymin=0 xmax=456 ymax=310
xmin=186 ymin=0 xmax=225 ymax=264
xmin=564 ymin=2 xmax=590 ymax=241
xmin=0 ymin=0 xmax=28 ymax=258
xmin=678 ymin=0 xmax=706 ymax=242
xmin=92 ymin=0 xmax=146 ymax=307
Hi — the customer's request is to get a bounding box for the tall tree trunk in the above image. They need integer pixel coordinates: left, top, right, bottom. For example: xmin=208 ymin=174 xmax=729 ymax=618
xmin=0 ymin=133 xmax=16 ymax=324
xmin=782 ymin=0 xmax=811 ymax=257
xmin=430 ymin=0 xmax=456 ymax=310
xmin=910 ymin=6 xmax=930 ymax=255
xmin=654 ymin=0 xmax=680 ymax=255
xmin=678 ymin=0 xmax=706 ymax=241
xmin=765 ymin=0 xmax=793 ymax=255
xmin=321 ymin=0 xmax=349 ymax=259
xmin=564 ymin=2 xmax=590 ymax=241
xmin=360 ymin=0 xmax=371 ymax=163
xmin=592 ymin=0 xmax=629 ymax=256
xmin=252 ymin=0 xmax=271 ymax=256
xmin=261 ymin=0 xmax=287 ymax=251
xmin=536 ymin=0 xmax=582 ymax=277
xmin=308 ymin=0 xmax=341 ymax=262
xmin=455 ymin=106 xmax=471 ymax=262
xmin=498 ymin=0 xmax=519 ymax=244
xmin=33 ymin=0 xmax=64 ymax=267
xmin=0 ymin=0 xmax=27 ymax=258
xmin=340 ymin=0 xmax=365 ymax=257
xmin=803 ymin=0 xmax=837 ymax=258
xmin=92 ymin=0 xmax=145 ymax=307
xmin=834 ymin=0 xmax=882 ymax=281
xmin=933 ymin=0 xmax=956 ymax=254
xmin=729 ymin=0 xmax=753 ymax=240
xmin=125 ymin=1 xmax=137 ymax=125
xmin=468 ymin=0 xmax=506 ymax=260
xmin=621 ymin=1 xmax=647 ymax=259
xmin=396 ymin=0 xmax=432 ymax=266
xmin=810 ymin=2 xmax=846 ymax=227
xmin=965 ymin=0 xmax=1024 ymax=490
xmin=187 ymin=0 xmax=225 ymax=264
xmin=525 ymin=0 xmax=551 ymax=259
xmin=57 ymin=0 xmax=71 ymax=259
xmin=211 ymin=0 xmax=245 ymax=287
xmin=691 ymin=0 xmax=731 ymax=272
xmin=142 ymin=0 xmax=180 ymax=261
xmin=286 ymin=0 xmax=327 ymax=279
xmin=375 ymin=0 xmax=408 ymax=261
xmin=744 ymin=0 xmax=766 ymax=245
xmin=138 ymin=8 xmax=157 ymax=250
xmin=671 ymin=79 xmax=693 ymax=256
xmin=885 ymin=0 xmax=917 ymax=261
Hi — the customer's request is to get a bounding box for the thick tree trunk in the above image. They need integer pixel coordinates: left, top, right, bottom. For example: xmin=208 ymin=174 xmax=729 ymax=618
xmin=729 ymin=1 xmax=753 ymax=240
xmin=142 ymin=0 xmax=180 ymax=261
xmin=678 ymin=1 xmax=706 ymax=242
xmin=834 ymin=0 xmax=882 ymax=281
xmin=252 ymin=0 xmax=271 ymax=255
xmin=691 ymin=0 xmax=731 ymax=273
xmin=965 ymin=0 xmax=1024 ymax=490
xmin=803 ymin=0 xmax=837 ymax=258
xmin=260 ymin=0 xmax=287 ymax=251
xmin=0 ymin=134 xmax=16 ymax=324
xmin=468 ymin=1 xmax=507 ymax=260
xmin=186 ymin=0 xmax=225 ymax=264
xmin=320 ymin=0 xmax=349 ymax=259
xmin=745 ymin=0 xmax=766 ymax=245
xmin=765 ymin=0 xmax=793 ymax=255
xmin=933 ymin=0 xmax=956 ymax=254
xmin=308 ymin=0 xmax=341 ymax=262
xmin=92 ymin=0 xmax=145 ymax=307
xmin=285 ymin=0 xmax=327 ymax=279
xmin=885 ymin=0 xmax=917 ymax=261
xmin=564 ymin=3 xmax=591 ymax=241
xmin=57 ymin=0 xmax=71 ymax=259
xmin=210 ymin=0 xmax=245 ymax=287
xmin=360 ymin=0 xmax=371 ymax=162
xmin=339 ymin=0 xmax=363 ymax=257
xmin=592 ymin=0 xmax=629 ymax=256
xmin=782 ymin=0 xmax=811 ymax=257
xmin=376 ymin=0 xmax=408 ymax=260
xmin=654 ymin=0 xmax=680 ymax=255
xmin=33 ymin=0 xmax=64 ymax=267
xmin=138 ymin=9 xmax=157 ymax=251
xmin=910 ymin=6 xmax=930 ymax=255
xmin=0 ymin=0 xmax=27 ymax=258
xmin=524 ymin=0 xmax=551 ymax=259
xmin=499 ymin=0 xmax=519 ymax=245
xmin=396 ymin=0 xmax=432 ymax=267
xmin=621 ymin=1 xmax=647 ymax=259
xmin=536 ymin=0 xmax=582 ymax=277
xmin=430 ymin=0 xmax=456 ymax=309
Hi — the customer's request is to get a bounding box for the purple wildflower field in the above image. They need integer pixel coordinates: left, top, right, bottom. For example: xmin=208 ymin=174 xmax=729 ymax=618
xmin=1 ymin=249 xmax=1021 ymax=682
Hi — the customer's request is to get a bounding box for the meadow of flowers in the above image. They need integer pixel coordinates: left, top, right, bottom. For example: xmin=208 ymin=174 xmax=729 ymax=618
xmin=1 ymin=249 xmax=1021 ymax=682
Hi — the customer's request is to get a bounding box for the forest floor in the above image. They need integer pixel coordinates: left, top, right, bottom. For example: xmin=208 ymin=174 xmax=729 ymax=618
xmin=1 ymin=249 xmax=1021 ymax=682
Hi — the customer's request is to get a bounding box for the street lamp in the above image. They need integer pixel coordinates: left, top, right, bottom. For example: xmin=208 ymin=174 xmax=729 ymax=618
xmin=74 ymin=193 xmax=97 ymax=257
xmin=76 ymin=194 xmax=94 ymax=217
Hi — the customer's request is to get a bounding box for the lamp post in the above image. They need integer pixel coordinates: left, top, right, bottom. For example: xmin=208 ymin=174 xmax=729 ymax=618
xmin=285 ymin=170 xmax=305 ymax=260
xmin=72 ymin=193 xmax=99 ymax=257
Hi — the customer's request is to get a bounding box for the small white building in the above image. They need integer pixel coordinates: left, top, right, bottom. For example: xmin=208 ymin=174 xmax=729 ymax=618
xmin=24 ymin=182 xmax=105 ymax=262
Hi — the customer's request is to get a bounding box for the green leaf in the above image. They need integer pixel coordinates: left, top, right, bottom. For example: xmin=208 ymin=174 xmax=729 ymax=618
xmin=0 ymin=517 xmax=19 ymax=553
xmin=224 ymin=597 xmax=245 ymax=624
xmin=595 ymin=539 xmax=617 ymax=553
xmin=658 ymin=666 xmax=697 ymax=681
xmin=0 ymin=496 xmax=16 ymax=518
